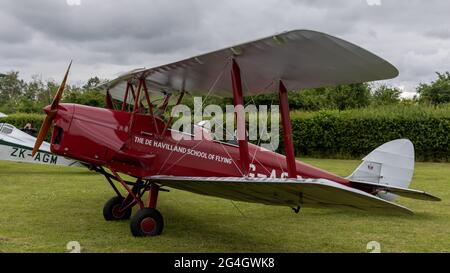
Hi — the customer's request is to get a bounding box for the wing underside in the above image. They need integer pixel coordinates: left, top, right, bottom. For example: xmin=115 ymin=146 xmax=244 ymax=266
xmin=146 ymin=176 xmax=413 ymax=215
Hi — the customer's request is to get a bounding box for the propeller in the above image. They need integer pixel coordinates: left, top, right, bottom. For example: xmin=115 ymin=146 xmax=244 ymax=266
xmin=32 ymin=61 xmax=72 ymax=156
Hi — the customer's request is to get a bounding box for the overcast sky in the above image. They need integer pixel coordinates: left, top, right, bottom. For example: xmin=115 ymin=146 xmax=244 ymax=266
xmin=1 ymin=0 xmax=449 ymax=96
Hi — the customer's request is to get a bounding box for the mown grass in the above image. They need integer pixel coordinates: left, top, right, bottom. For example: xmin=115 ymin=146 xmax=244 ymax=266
xmin=0 ymin=159 xmax=448 ymax=253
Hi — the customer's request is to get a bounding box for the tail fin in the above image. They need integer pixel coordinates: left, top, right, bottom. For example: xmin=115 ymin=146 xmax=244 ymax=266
xmin=348 ymin=139 xmax=415 ymax=201
xmin=349 ymin=139 xmax=415 ymax=188
xmin=348 ymin=139 xmax=440 ymax=202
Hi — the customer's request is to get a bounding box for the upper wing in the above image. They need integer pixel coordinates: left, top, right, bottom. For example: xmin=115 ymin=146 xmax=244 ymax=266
xmin=102 ymin=29 xmax=398 ymax=100
xmin=146 ymin=176 xmax=413 ymax=215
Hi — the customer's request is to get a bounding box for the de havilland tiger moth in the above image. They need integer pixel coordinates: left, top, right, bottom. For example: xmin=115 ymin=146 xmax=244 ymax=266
xmin=26 ymin=30 xmax=439 ymax=237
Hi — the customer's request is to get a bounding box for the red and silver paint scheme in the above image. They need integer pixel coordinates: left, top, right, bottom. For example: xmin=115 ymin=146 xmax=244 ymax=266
xmin=32 ymin=30 xmax=440 ymax=236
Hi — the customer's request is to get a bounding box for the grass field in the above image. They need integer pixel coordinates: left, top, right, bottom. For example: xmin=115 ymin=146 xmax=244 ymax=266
xmin=0 ymin=159 xmax=448 ymax=253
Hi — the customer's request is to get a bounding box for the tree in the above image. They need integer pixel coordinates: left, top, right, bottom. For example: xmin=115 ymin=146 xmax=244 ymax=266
xmin=417 ymin=72 xmax=450 ymax=107
xmin=14 ymin=75 xmax=48 ymax=113
xmin=62 ymin=77 xmax=106 ymax=108
xmin=287 ymin=88 xmax=329 ymax=111
xmin=83 ymin=76 xmax=101 ymax=90
xmin=327 ymin=83 xmax=371 ymax=111
xmin=0 ymin=71 xmax=112 ymax=113
xmin=372 ymin=85 xmax=402 ymax=105
xmin=247 ymin=84 xmax=373 ymax=111
xmin=0 ymin=71 xmax=26 ymax=112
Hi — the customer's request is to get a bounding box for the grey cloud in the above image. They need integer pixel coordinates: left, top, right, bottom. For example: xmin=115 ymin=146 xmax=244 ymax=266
xmin=0 ymin=0 xmax=449 ymax=94
xmin=425 ymin=29 xmax=450 ymax=40
xmin=0 ymin=11 xmax=33 ymax=44
xmin=2 ymin=0 xmax=204 ymax=44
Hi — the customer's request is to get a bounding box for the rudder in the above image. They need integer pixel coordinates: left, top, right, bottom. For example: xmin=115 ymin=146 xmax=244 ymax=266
xmin=348 ymin=139 xmax=415 ymax=200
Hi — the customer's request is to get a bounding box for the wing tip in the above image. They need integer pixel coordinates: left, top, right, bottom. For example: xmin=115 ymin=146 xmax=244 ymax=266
xmin=278 ymin=29 xmax=400 ymax=82
xmin=425 ymin=194 xmax=442 ymax=202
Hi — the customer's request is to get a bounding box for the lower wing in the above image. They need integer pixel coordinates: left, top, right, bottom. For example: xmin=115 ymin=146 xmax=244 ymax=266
xmin=146 ymin=176 xmax=413 ymax=215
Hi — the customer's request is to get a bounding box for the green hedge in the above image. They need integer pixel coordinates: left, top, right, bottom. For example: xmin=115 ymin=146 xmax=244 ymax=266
xmin=2 ymin=106 xmax=450 ymax=162
xmin=288 ymin=106 xmax=450 ymax=162
xmin=0 ymin=113 xmax=45 ymax=129
xmin=0 ymin=113 xmax=49 ymax=141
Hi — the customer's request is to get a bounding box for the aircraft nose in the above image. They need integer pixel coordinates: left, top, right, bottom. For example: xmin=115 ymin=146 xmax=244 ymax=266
xmin=43 ymin=105 xmax=51 ymax=115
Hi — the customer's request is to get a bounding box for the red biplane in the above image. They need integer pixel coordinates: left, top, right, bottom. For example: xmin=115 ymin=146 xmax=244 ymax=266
xmin=32 ymin=30 xmax=440 ymax=237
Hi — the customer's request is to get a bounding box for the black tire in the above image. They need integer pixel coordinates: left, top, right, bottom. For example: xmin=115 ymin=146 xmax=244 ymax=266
xmin=130 ymin=208 xmax=164 ymax=237
xmin=103 ymin=196 xmax=132 ymax=221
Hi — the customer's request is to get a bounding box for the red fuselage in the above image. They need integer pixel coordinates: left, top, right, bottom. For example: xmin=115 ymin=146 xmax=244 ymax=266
xmin=49 ymin=103 xmax=350 ymax=185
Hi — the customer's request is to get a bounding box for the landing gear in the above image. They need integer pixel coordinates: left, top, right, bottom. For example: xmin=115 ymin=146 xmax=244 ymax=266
xmin=130 ymin=208 xmax=164 ymax=236
xmin=99 ymin=168 xmax=165 ymax=237
xmin=103 ymin=196 xmax=132 ymax=221
xmin=129 ymin=183 xmax=163 ymax=237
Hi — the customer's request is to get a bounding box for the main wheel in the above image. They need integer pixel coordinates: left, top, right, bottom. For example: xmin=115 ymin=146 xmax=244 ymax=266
xmin=130 ymin=208 xmax=164 ymax=237
xmin=103 ymin=196 xmax=132 ymax=221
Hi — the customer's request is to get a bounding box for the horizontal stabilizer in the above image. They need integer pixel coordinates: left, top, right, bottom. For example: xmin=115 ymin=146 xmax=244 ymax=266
xmin=146 ymin=176 xmax=413 ymax=215
xmin=350 ymin=180 xmax=441 ymax=202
